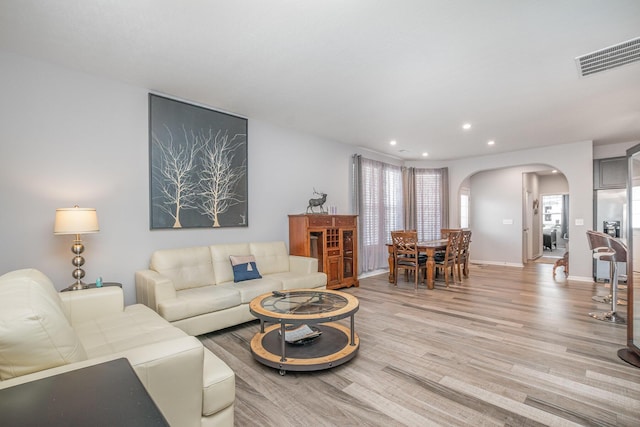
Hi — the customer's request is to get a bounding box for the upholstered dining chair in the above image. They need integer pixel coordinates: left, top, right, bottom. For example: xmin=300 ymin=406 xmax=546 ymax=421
xmin=435 ymin=229 xmax=462 ymax=286
xmin=457 ymin=230 xmax=472 ymax=279
xmin=440 ymin=228 xmax=462 ymax=240
xmin=437 ymin=228 xmax=461 ymax=262
xmin=391 ymin=230 xmax=426 ymax=289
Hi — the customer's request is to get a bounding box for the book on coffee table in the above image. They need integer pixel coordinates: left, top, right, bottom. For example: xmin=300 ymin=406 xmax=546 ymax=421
xmin=281 ymin=324 xmax=322 ymax=343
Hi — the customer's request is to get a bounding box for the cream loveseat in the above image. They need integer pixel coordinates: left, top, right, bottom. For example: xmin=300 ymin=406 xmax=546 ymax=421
xmin=135 ymin=241 xmax=327 ymax=336
xmin=0 ymin=268 xmax=235 ymax=427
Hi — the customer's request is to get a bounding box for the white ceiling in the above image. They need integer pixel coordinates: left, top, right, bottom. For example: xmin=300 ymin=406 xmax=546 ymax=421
xmin=1 ymin=1 xmax=639 ymax=160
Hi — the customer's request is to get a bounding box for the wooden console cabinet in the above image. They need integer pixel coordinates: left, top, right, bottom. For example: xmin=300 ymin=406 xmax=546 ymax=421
xmin=289 ymin=214 xmax=359 ymax=290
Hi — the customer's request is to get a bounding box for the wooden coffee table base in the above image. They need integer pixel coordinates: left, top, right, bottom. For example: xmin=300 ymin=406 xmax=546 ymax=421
xmin=251 ymin=322 xmax=359 ymax=375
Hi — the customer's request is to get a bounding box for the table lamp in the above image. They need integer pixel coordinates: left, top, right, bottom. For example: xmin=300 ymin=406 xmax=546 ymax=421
xmin=54 ymin=205 xmax=99 ymax=290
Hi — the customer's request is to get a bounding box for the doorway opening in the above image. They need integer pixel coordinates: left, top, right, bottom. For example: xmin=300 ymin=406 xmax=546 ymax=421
xmin=541 ymin=194 xmax=568 ymax=259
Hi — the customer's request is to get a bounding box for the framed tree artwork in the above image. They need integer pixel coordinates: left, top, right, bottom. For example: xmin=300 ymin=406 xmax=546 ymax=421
xmin=149 ymin=94 xmax=248 ymax=229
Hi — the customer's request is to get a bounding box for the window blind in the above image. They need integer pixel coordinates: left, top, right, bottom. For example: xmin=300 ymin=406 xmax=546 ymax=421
xmin=415 ymin=169 xmax=442 ymax=241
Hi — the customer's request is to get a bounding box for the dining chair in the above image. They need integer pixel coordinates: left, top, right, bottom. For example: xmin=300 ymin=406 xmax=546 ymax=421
xmin=457 ymin=230 xmax=472 ymax=279
xmin=440 ymin=228 xmax=462 ymax=240
xmin=436 ymin=228 xmax=460 ymax=261
xmin=435 ymin=229 xmax=462 ymax=286
xmin=391 ymin=230 xmax=426 ymax=289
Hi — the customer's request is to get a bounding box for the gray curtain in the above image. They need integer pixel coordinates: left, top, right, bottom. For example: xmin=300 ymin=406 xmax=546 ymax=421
xmin=352 ymin=155 xmax=364 ymax=274
xmin=352 ymin=155 xmax=403 ymax=274
xmin=440 ymin=167 xmax=450 ymax=230
xmin=402 ymin=167 xmax=416 ymax=230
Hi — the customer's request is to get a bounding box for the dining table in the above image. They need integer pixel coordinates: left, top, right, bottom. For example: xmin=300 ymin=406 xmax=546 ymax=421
xmin=387 ymin=239 xmax=449 ymax=289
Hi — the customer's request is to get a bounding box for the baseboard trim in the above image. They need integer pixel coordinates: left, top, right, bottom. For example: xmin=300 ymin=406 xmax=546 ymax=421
xmin=566 ymin=275 xmax=593 ymax=282
xmin=471 ymin=260 xmax=524 ymax=268
xmin=359 ymin=269 xmax=389 ymax=279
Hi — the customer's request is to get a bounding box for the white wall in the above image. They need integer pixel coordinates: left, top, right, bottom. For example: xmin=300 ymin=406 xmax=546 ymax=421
xmin=470 ymin=169 xmax=569 ymax=264
xmin=0 ymin=51 xmax=357 ymax=304
xmin=467 ymin=165 xmax=549 ymax=266
xmin=539 ymin=174 xmax=569 ymax=195
xmin=469 ymin=167 xmax=526 ymax=266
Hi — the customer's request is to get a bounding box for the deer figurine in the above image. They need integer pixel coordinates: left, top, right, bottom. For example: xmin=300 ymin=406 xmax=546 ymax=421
xmin=306 ymin=189 xmax=327 ymax=213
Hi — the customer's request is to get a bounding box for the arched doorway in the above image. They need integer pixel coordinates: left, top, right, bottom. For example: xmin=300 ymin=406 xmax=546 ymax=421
xmin=455 ymin=165 xmax=568 ymax=268
xmin=444 ymin=140 xmax=592 ymax=280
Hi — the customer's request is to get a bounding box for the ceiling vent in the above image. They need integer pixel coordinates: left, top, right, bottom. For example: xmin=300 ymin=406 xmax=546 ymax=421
xmin=575 ymin=37 xmax=640 ymax=77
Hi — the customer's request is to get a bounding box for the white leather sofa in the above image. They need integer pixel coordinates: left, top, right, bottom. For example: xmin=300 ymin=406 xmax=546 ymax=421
xmin=0 ymin=268 xmax=235 ymax=427
xmin=135 ymin=241 xmax=327 ymax=336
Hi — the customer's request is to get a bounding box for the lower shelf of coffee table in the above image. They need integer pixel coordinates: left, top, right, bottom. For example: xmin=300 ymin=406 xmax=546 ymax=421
xmin=250 ymin=322 xmax=359 ymax=373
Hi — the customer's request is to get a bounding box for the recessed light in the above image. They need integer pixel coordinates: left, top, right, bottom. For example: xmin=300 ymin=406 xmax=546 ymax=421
xmin=390 ymin=140 xmax=397 ymax=146
xmin=422 ymin=152 xmax=429 ymax=157
xmin=487 ymin=140 xmax=495 ymax=146
xmin=462 ymin=123 xmax=472 ymax=130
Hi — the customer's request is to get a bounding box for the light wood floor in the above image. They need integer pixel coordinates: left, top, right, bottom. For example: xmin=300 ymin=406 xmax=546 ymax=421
xmin=199 ymin=263 xmax=640 ymax=426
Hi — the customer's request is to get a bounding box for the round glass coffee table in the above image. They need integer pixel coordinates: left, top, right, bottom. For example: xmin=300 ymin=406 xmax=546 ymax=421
xmin=249 ymin=289 xmax=359 ymax=375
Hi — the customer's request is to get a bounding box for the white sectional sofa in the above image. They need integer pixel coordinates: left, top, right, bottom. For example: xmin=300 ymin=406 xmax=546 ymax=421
xmin=135 ymin=241 xmax=327 ymax=336
xmin=0 ymin=268 xmax=235 ymax=427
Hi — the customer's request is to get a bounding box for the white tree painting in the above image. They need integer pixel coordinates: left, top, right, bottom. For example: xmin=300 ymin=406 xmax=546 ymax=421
xmin=152 ymin=125 xmax=204 ymax=228
xmin=149 ymin=94 xmax=248 ymax=229
xmin=198 ymin=130 xmax=247 ymax=227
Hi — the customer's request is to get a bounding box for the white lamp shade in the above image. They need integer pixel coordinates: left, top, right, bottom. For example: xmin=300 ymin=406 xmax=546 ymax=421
xmin=54 ymin=207 xmax=99 ymax=235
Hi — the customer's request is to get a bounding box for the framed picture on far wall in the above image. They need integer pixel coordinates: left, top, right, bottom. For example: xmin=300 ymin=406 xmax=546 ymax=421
xmin=148 ymin=94 xmax=248 ymax=229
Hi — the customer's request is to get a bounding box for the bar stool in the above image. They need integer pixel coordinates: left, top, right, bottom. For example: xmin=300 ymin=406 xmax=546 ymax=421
xmin=586 ymin=231 xmax=627 ymax=306
xmin=604 ymin=237 xmax=628 ymax=307
xmin=585 ymin=231 xmax=626 ymax=324
xmin=587 ymin=231 xmax=614 ymax=304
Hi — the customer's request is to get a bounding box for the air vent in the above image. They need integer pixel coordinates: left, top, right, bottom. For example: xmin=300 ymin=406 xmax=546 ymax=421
xmin=575 ymin=37 xmax=640 ymax=77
